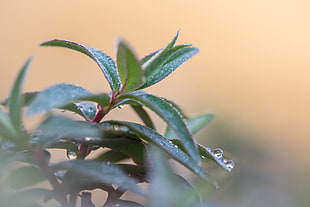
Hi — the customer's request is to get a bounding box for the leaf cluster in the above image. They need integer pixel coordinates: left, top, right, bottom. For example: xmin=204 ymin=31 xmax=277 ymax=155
xmin=0 ymin=32 xmax=234 ymax=207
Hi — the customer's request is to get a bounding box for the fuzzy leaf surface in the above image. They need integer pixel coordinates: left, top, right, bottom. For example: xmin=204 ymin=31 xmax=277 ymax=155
xmin=118 ymin=92 xmax=199 ymax=163
xmin=116 ymin=40 xmax=143 ymax=92
xmin=40 ymin=39 xmax=121 ymax=91
xmin=27 ymin=84 xmax=91 ymax=116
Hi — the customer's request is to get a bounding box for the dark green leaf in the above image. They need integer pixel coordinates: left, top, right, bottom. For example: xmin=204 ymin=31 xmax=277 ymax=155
xmin=35 ymin=115 xmax=100 ymax=147
xmin=139 ymin=46 xmax=198 ymax=89
xmin=52 ymin=160 xmax=143 ymax=195
xmin=8 ymin=58 xmax=32 ymax=133
xmin=78 ymin=93 xmax=111 ymax=107
xmin=107 ymin=121 xmax=216 ymax=187
xmin=40 ymin=39 xmax=121 ymax=91
xmin=95 ymin=137 xmax=146 ymax=165
xmin=118 ymin=92 xmax=199 ymax=163
xmin=8 ymin=166 xmax=46 ymax=189
xmin=95 ymin=150 xmax=129 ymax=163
xmin=116 ymin=40 xmax=143 ymax=92
xmin=131 ymin=105 xmax=155 ymax=129
xmin=27 ymin=84 xmax=91 ymax=116
xmin=165 ymin=113 xmax=214 ymax=139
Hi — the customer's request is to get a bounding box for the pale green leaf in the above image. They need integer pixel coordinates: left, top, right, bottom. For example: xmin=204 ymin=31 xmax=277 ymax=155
xmin=27 ymin=84 xmax=91 ymax=116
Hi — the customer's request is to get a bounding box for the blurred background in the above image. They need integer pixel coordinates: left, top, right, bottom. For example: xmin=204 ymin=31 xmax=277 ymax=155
xmin=1 ymin=0 xmax=309 ymax=206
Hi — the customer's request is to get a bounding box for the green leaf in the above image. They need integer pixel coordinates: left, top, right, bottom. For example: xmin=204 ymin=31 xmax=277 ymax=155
xmin=0 ymin=107 xmax=15 ymax=138
xmin=107 ymin=121 xmax=217 ymax=187
xmin=95 ymin=150 xmax=129 ymax=163
xmin=7 ymin=166 xmax=46 ymax=189
xmin=40 ymin=39 xmax=121 ymax=92
xmin=27 ymin=84 xmax=91 ymax=116
xmin=52 ymin=160 xmax=143 ymax=195
xmin=139 ymin=46 xmax=198 ymax=89
xmin=131 ymin=105 xmax=155 ymax=129
xmin=35 ymin=115 xmax=100 ymax=147
xmin=165 ymin=113 xmax=214 ymax=139
xmin=7 ymin=58 xmax=32 ymax=133
xmin=73 ymin=101 xmax=97 ymax=120
xmin=116 ymin=40 xmax=143 ymax=92
xmin=95 ymin=137 xmax=146 ymax=165
xmin=141 ymin=31 xmax=179 ymax=69
xmin=118 ymin=92 xmax=199 ymax=163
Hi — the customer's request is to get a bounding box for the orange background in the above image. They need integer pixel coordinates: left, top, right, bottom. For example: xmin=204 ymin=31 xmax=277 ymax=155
xmin=1 ymin=1 xmax=310 ymax=206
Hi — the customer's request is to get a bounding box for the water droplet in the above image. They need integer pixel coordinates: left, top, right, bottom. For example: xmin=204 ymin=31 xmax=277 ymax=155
xmin=84 ymin=137 xmax=92 ymax=141
xmin=104 ymin=160 xmax=111 ymax=165
xmin=212 ymin=148 xmax=224 ymax=158
xmin=66 ymin=150 xmax=77 ymax=160
xmin=224 ymin=159 xmax=235 ymax=171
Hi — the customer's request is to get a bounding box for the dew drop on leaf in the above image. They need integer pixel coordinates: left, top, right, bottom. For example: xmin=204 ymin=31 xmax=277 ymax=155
xmin=66 ymin=150 xmax=78 ymax=160
xmin=212 ymin=148 xmax=224 ymax=158
xmin=224 ymin=159 xmax=235 ymax=170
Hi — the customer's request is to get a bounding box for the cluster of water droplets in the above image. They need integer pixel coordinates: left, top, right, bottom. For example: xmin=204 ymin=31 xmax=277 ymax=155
xmin=211 ymin=148 xmax=235 ymax=171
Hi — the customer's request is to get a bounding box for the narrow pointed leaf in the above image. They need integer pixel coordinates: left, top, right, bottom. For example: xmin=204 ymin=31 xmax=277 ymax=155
xmin=40 ymin=39 xmax=121 ymax=91
xmin=141 ymin=31 xmax=179 ymax=69
xmin=198 ymin=144 xmax=235 ymax=172
xmin=139 ymin=46 xmax=198 ymax=89
xmin=27 ymin=84 xmax=91 ymax=116
xmin=52 ymin=160 xmax=143 ymax=195
xmin=116 ymin=40 xmax=143 ymax=92
xmin=118 ymin=92 xmax=200 ymax=163
xmin=8 ymin=58 xmax=32 ymax=132
xmin=165 ymin=113 xmax=214 ymax=139
xmin=0 ymin=107 xmax=15 ymax=137
xmin=8 ymin=166 xmax=46 ymax=190
xmin=108 ymin=121 xmax=216 ymax=186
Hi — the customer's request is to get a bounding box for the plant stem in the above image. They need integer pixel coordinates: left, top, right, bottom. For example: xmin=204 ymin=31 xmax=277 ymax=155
xmin=29 ymin=146 xmax=69 ymax=206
